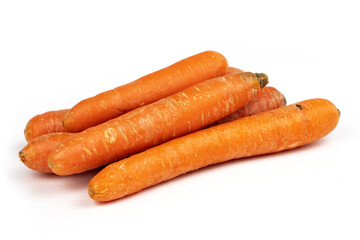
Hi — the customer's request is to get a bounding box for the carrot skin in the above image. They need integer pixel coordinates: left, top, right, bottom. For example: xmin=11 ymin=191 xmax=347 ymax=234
xmin=49 ymin=72 xmax=267 ymax=175
xmin=214 ymin=86 xmax=286 ymax=125
xmin=88 ymin=98 xmax=340 ymax=201
xmin=226 ymin=67 xmax=244 ymax=74
xmin=63 ymin=51 xmax=229 ymax=132
xmin=20 ymin=85 xmax=279 ymax=174
xmin=26 ymin=64 xmax=238 ymax=139
xmin=22 ymin=67 xmax=248 ymax=141
xmin=24 ymin=109 xmax=69 ymax=142
xmin=19 ymin=132 xmax=73 ymax=173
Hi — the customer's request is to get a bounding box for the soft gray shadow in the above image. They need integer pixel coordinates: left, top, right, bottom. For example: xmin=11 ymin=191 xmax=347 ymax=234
xmin=12 ymin=165 xmax=103 ymax=197
xmin=13 ymin=138 xmax=328 ymax=206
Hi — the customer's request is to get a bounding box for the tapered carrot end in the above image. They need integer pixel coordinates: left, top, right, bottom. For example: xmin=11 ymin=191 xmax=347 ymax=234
xmin=88 ymin=183 xmax=105 ymax=201
xmin=48 ymin=156 xmax=62 ymax=175
xmin=89 ymin=177 xmax=113 ymax=201
xmin=48 ymin=161 xmax=62 ymax=175
xmin=88 ymin=185 xmax=97 ymax=200
xmin=255 ymin=73 xmax=269 ymax=88
xmin=19 ymin=151 xmax=26 ymax=164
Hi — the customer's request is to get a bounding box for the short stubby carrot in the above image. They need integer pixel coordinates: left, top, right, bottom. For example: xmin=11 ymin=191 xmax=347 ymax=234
xmin=214 ymin=86 xmax=286 ymax=125
xmin=19 ymin=132 xmax=73 ymax=173
xmin=226 ymin=66 xmax=244 ymax=74
xmin=88 ymin=98 xmax=340 ymax=201
xmin=24 ymin=109 xmax=69 ymax=142
xmin=62 ymin=51 xmax=229 ymax=132
xmin=48 ymin=72 xmax=268 ymax=175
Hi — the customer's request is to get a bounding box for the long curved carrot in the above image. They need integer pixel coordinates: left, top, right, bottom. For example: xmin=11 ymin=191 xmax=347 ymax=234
xmin=23 ymin=64 xmax=239 ymax=140
xmin=24 ymin=64 xmax=239 ymax=140
xmin=24 ymin=109 xmax=69 ymax=142
xmin=213 ymin=86 xmax=286 ymax=125
xmin=62 ymin=51 xmax=229 ymax=132
xmin=48 ymin=72 xmax=268 ymax=175
xmin=226 ymin=66 xmax=244 ymax=74
xmin=22 ymin=85 xmax=280 ymax=173
xmin=88 ymin=98 xmax=340 ymax=201
xmin=19 ymin=132 xmax=73 ymax=173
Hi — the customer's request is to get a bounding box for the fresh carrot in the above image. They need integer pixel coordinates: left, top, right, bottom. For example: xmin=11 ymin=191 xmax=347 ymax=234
xmin=24 ymin=109 xmax=69 ymax=142
xmin=19 ymin=132 xmax=73 ymax=173
xmin=24 ymin=64 xmax=239 ymax=139
xmin=48 ymin=72 xmax=268 ymax=175
xmin=88 ymin=98 xmax=340 ymax=201
xmin=21 ymin=86 xmax=281 ymax=173
xmin=62 ymin=51 xmax=229 ymax=132
xmin=213 ymin=86 xmax=286 ymax=125
xmin=226 ymin=66 xmax=244 ymax=74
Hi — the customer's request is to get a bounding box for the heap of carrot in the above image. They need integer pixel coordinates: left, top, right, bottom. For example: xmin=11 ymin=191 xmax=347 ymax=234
xmin=18 ymin=51 xmax=340 ymax=202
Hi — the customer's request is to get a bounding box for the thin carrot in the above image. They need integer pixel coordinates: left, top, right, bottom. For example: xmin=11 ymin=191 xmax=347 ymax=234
xmin=26 ymin=64 xmax=238 ymax=139
xmin=226 ymin=66 xmax=244 ymax=74
xmin=62 ymin=51 xmax=229 ymax=132
xmin=24 ymin=109 xmax=69 ymax=142
xmin=88 ymin=98 xmax=340 ymax=201
xmin=48 ymin=72 xmax=268 ymax=175
xmin=19 ymin=132 xmax=73 ymax=173
xmin=213 ymin=86 xmax=286 ymax=125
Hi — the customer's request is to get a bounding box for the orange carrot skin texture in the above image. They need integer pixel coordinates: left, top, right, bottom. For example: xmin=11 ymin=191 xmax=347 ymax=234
xmin=226 ymin=66 xmax=244 ymax=74
xmin=63 ymin=51 xmax=229 ymax=132
xmin=24 ymin=109 xmax=69 ymax=142
xmin=49 ymin=72 xmax=266 ymax=175
xmin=88 ymin=98 xmax=340 ymax=201
xmin=214 ymin=86 xmax=286 ymax=125
xmin=19 ymin=132 xmax=73 ymax=173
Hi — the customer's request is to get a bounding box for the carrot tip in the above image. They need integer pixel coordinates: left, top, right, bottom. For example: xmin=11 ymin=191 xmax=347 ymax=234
xmin=88 ymin=186 xmax=95 ymax=199
xmin=255 ymin=73 xmax=269 ymax=88
xmin=88 ymin=185 xmax=102 ymax=200
xmin=48 ymin=162 xmax=54 ymax=171
xmin=19 ymin=151 xmax=26 ymax=163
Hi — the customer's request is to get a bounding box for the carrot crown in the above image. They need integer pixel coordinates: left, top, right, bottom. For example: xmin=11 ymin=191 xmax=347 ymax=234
xmin=255 ymin=73 xmax=269 ymax=88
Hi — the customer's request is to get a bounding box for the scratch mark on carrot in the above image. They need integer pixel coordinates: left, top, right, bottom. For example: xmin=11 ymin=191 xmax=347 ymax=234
xmin=83 ymin=147 xmax=92 ymax=155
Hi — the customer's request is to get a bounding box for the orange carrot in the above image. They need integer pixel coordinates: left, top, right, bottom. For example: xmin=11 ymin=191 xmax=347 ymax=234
xmin=48 ymin=72 xmax=268 ymax=175
xmin=24 ymin=109 xmax=69 ymax=142
xmin=62 ymin=51 xmax=229 ymax=132
xmin=213 ymin=86 xmax=286 ymax=125
xmin=24 ymin=65 xmax=240 ymax=139
xmin=88 ymin=98 xmax=340 ymax=201
xmin=19 ymin=132 xmax=73 ymax=173
xmin=21 ymin=86 xmax=281 ymax=173
xmin=226 ymin=66 xmax=244 ymax=74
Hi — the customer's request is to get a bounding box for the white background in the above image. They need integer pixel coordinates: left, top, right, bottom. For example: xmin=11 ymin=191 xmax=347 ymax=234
xmin=1 ymin=0 xmax=359 ymax=239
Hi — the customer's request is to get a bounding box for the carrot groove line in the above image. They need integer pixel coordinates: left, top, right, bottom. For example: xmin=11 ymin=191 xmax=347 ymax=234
xmin=62 ymin=51 xmax=229 ymax=132
xmin=48 ymin=72 xmax=267 ymax=175
xmin=88 ymin=98 xmax=340 ymax=201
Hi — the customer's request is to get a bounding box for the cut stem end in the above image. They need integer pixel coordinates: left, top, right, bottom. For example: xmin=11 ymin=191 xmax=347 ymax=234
xmin=19 ymin=151 xmax=26 ymax=163
xmin=255 ymin=73 xmax=269 ymax=88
